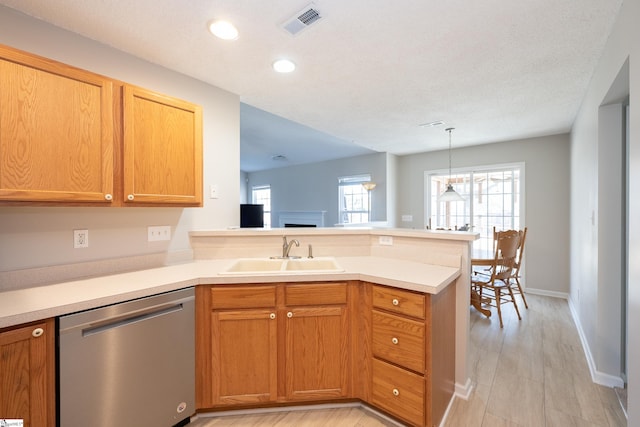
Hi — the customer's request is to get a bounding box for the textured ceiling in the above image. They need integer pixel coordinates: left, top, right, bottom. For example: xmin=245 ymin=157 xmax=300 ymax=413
xmin=0 ymin=0 xmax=622 ymax=171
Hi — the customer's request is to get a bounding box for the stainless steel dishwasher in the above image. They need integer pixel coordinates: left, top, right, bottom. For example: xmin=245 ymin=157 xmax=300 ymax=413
xmin=59 ymin=287 xmax=195 ymax=427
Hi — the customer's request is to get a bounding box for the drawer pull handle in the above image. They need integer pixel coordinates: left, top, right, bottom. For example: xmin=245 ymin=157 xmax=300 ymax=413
xmin=287 ymin=311 xmax=293 ymax=318
xmin=32 ymin=328 xmax=44 ymax=338
xmin=392 ymin=298 xmax=399 ymax=306
xmin=104 ymin=193 xmax=113 ymax=201
xmin=127 ymin=194 xmax=135 ymax=201
xmin=269 ymin=313 xmax=276 ymax=320
xmin=392 ymin=388 xmax=400 ymax=396
xmin=391 ymin=337 xmax=399 ymax=345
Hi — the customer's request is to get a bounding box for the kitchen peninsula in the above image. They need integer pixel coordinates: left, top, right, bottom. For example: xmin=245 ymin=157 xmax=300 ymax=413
xmin=0 ymin=228 xmax=476 ymax=427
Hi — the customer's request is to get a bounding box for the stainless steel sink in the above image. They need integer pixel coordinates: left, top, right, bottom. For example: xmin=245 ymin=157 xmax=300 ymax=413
xmin=220 ymin=257 xmax=343 ymax=275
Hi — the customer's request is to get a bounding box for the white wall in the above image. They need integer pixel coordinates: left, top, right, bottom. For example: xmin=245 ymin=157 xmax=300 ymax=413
xmin=571 ymin=0 xmax=639 ymax=422
xmin=247 ymin=152 xmax=389 ymax=227
xmin=240 ymin=171 xmax=249 ymax=204
xmin=397 ymin=134 xmax=571 ymax=296
xmin=0 ymin=6 xmax=239 ymax=279
xmin=385 ymin=153 xmax=399 ymax=227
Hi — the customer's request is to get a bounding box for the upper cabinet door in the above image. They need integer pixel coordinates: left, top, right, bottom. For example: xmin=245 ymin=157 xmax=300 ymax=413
xmin=0 ymin=45 xmax=114 ymax=203
xmin=122 ymin=85 xmax=203 ymax=206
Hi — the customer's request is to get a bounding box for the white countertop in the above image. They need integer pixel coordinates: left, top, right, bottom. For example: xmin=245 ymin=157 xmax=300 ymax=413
xmin=191 ymin=227 xmax=478 ymax=241
xmin=0 ymin=256 xmax=460 ymax=329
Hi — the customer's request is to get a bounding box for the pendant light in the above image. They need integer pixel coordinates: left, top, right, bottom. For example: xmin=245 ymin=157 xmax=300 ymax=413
xmin=438 ymin=127 xmax=465 ymax=202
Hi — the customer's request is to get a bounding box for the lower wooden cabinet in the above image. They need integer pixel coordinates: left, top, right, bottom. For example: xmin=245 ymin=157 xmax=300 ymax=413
xmin=0 ymin=318 xmax=55 ymax=427
xmin=196 ymin=282 xmax=351 ymax=408
xmin=369 ymin=283 xmax=456 ymax=427
xmin=284 ymin=283 xmax=349 ymax=401
xmin=196 ymin=280 xmax=456 ymax=427
xmin=372 ymin=358 xmax=425 ymax=427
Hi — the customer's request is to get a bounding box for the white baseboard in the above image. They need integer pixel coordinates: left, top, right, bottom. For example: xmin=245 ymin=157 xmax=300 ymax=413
xmin=438 ymin=390 xmax=458 ymax=427
xmin=455 ymin=377 xmax=474 ymax=400
xmin=526 ymin=287 xmax=569 ymax=299
xmin=567 ymin=298 xmax=625 ymax=388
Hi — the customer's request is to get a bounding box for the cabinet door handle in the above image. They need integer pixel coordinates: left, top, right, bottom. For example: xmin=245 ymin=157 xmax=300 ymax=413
xmin=392 ymin=298 xmax=399 ymax=306
xmin=127 ymin=194 xmax=135 ymax=201
xmin=391 ymin=337 xmax=399 ymax=345
xmin=104 ymin=193 xmax=113 ymax=201
xmin=392 ymin=388 xmax=400 ymax=396
xmin=269 ymin=313 xmax=276 ymax=320
xmin=32 ymin=327 xmax=44 ymax=338
xmin=287 ymin=311 xmax=293 ymax=318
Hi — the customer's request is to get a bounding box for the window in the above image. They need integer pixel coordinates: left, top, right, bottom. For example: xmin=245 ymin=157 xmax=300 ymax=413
xmin=426 ymin=164 xmax=523 ymax=254
xmin=338 ymin=174 xmax=371 ymax=224
xmin=251 ymin=185 xmax=271 ymax=227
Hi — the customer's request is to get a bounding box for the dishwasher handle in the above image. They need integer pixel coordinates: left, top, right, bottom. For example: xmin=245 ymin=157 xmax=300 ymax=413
xmin=81 ymin=303 xmax=184 ymax=338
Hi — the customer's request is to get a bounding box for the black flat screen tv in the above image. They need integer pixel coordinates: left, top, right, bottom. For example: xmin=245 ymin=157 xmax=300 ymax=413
xmin=240 ymin=204 xmax=264 ymax=228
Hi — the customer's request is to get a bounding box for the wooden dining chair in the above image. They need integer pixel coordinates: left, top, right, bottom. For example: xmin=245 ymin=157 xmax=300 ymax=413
xmin=510 ymin=227 xmax=528 ymax=309
xmin=471 ymin=229 xmax=522 ymax=328
xmin=474 ymin=227 xmax=529 ymax=308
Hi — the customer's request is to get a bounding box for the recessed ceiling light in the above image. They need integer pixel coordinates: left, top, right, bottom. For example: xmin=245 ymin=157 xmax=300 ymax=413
xmin=208 ymin=20 xmax=238 ymax=40
xmin=273 ymin=59 xmax=296 ymax=73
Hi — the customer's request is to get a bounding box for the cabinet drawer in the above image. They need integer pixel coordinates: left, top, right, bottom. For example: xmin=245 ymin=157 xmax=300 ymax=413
xmin=285 ymin=283 xmax=347 ymax=306
xmin=372 ymin=358 xmax=424 ymax=427
xmin=372 ymin=310 xmax=425 ymax=373
xmin=211 ymin=286 xmax=276 ymax=309
xmin=372 ymin=285 xmax=425 ymax=319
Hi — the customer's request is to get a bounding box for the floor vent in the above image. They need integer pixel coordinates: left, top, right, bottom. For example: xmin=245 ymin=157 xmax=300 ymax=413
xmin=282 ymin=4 xmax=322 ymax=36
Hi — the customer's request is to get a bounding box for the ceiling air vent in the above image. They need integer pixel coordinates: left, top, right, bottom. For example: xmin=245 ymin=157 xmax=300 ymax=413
xmin=282 ymin=4 xmax=322 ymax=36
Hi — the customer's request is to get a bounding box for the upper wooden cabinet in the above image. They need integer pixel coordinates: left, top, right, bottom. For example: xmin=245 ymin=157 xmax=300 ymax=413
xmin=122 ymin=85 xmax=202 ymax=206
xmin=0 ymin=44 xmax=203 ymax=207
xmin=0 ymin=45 xmax=114 ymax=203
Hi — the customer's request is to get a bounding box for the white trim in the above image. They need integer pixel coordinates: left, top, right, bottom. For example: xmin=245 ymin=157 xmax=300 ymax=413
xmin=525 ymin=288 xmax=569 ymax=299
xmin=423 ymin=162 xmax=526 ymax=232
xmin=338 ymin=173 xmax=372 ymax=225
xmin=454 ymin=377 xmax=474 ymax=400
xmin=567 ymin=297 xmax=625 ymax=388
xmin=424 ymin=162 xmax=527 ymax=287
xmin=438 ymin=392 xmax=458 ymax=427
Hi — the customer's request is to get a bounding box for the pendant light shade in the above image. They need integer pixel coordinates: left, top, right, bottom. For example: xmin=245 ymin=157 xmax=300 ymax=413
xmin=439 ymin=183 xmax=465 ymax=202
xmin=438 ymin=128 xmax=465 ymax=202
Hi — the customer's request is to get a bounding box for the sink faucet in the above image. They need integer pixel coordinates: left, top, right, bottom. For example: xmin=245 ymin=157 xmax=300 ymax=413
xmin=282 ymin=236 xmax=299 ymax=258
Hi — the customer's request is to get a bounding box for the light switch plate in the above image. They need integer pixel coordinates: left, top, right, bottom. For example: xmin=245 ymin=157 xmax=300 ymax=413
xmin=209 ymin=184 xmax=219 ymax=199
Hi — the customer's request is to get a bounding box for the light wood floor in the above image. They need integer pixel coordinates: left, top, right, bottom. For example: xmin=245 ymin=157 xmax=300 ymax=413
xmin=190 ymin=405 xmax=397 ymax=426
xmin=445 ymin=294 xmax=626 ymax=427
xmin=190 ymin=295 xmax=626 ymax=427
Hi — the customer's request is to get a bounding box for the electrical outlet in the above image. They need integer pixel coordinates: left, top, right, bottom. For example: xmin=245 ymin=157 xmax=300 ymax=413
xmin=74 ymin=229 xmax=89 ymax=248
xmin=379 ymin=235 xmax=393 ymax=246
xmin=148 ymin=225 xmax=171 ymax=242
xmin=401 ymin=214 xmax=413 ymax=222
